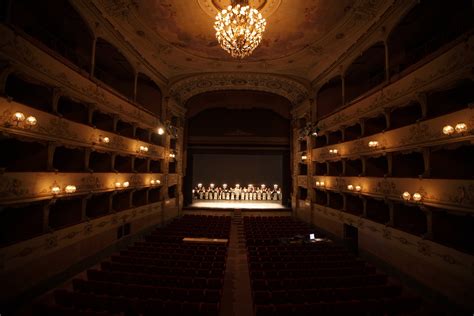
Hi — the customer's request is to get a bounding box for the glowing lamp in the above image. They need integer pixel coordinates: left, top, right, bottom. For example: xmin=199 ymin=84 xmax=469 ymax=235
xmin=412 ymin=192 xmax=422 ymax=202
xmin=150 ymin=179 xmax=156 ymax=185
xmin=51 ymin=185 xmax=61 ymax=195
xmin=65 ymin=185 xmax=76 ymax=193
xmin=455 ymin=123 xmax=467 ymax=133
xmin=12 ymin=112 xmax=25 ymax=124
xmin=442 ymin=125 xmax=454 ymax=135
xmin=156 ymin=180 xmax=161 ymax=184
xmin=315 ymin=181 xmax=320 ymax=187
xmin=169 ymin=152 xmax=176 ymax=158
xmin=368 ymin=141 xmax=379 ymax=148
xmin=320 ymin=181 xmax=325 ymax=187
xmin=329 ymin=149 xmax=338 ymax=154
xmin=139 ymin=145 xmax=149 ymax=153
xmin=312 ymin=131 xmax=318 ymax=136
xmin=25 ymin=116 xmax=37 ymax=126
xmin=355 ymin=185 xmax=362 ymax=192
xmin=347 ymin=184 xmax=354 ymax=191
xmin=99 ymin=135 xmax=110 ymax=144
xmin=157 ymin=127 xmax=165 ymax=135
xmin=123 ymin=181 xmax=130 ymax=188
xmin=115 ymin=182 xmax=122 ymax=188
xmin=402 ymin=191 xmax=411 ymax=201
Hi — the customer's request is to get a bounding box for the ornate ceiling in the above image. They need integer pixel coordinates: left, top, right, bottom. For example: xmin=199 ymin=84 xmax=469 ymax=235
xmin=93 ymin=0 xmax=394 ymax=86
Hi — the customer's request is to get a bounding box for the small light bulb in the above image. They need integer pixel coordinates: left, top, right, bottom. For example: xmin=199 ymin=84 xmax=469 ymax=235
xmin=65 ymin=185 xmax=76 ymax=193
xmin=347 ymin=185 xmax=354 ymax=191
xmin=51 ymin=185 xmax=61 ymax=195
xmin=25 ymin=116 xmax=37 ymax=126
xmin=442 ymin=125 xmax=454 ymax=135
xmin=320 ymin=181 xmax=325 ymax=187
xmin=412 ymin=192 xmax=422 ymax=201
xmin=301 ymin=154 xmax=307 ymax=161
xmin=12 ymin=112 xmax=25 ymax=123
xmin=368 ymin=141 xmax=379 ymax=148
xmin=158 ymin=127 xmax=165 ymax=135
xmin=150 ymin=179 xmax=155 ymax=185
xmin=355 ymin=185 xmax=361 ymax=192
xmin=454 ymin=123 xmax=467 ymax=133
xmin=100 ymin=135 xmax=110 ymax=143
xmin=329 ymin=149 xmax=338 ymax=154
xmin=157 ymin=180 xmax=161 ymax=184
xmin=402 ymin=191 xmax=411 ymax=201
xmin=315 ymin=181 xmax=320 ymax=187
xmin=115 ymin=182 xmax=122 ymax=188
xmin=123 ymin=181 xmax=130 ymax=188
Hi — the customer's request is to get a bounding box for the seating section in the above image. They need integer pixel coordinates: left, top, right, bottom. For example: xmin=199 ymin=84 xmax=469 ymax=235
xmin=35 ymin=215 xmax=231 ymax=316
xmin=244 ymin=216 xmax=420 ymax=315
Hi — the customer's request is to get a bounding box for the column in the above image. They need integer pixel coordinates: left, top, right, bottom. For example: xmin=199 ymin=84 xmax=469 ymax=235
xmin=90 ymin=37 xmax=97 ymax=77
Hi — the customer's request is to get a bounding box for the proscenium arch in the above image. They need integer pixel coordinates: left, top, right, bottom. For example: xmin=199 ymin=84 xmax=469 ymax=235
xmin=169 ymin=73 xmax=309 ymax=107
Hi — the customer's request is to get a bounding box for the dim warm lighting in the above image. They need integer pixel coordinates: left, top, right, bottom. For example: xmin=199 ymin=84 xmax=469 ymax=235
xmin=156 ymin=180 xmax=161 ymax=184
xmin=157 ymin=127 xmax=165 ymax=135
xmin=150 ymin=179 xmax=156 ymax=185
xmin=312 ymin=131 xmax=318 ymax=136
xmin=315 ymin=181 xmax=320 ymax=187
xmin=12 ymin=112 xmax=25 ymax=124
xmin=347 ymin=184 xmax=354 ymax=191
xmin=139 ymin=145 xmax=149 ymax=153
xmin=455 ymin=123 xmax=467 ymax=133
xmin=355 ymin=185 xmax=362 ymax=192
xmin=123 ymin=181 xmax=130 ymax=188
xmin=51 ymin=185 xmax=61 ymax=195
xmin=65 ymin=185 xmax=76 ymax=193
xmin=329 ymin=149 xmax=338 ymax=154
xmin=99 ymin=135 xmax=110 ymax=144
xmin=412 ymin=192 xmax=422 ymax=202
xmin=442 ymin=125 xmax=454 ymax=135
xmin=169 ymin=152 xmax=176 ymax=158
xmin=402 ymin=191 xmax=411 ymax=201
xmin=368 ymin=141 xmax=379 ymax=148
xmin=320 ymin=181 xmax=325 ymax=187
xmin=214 ymin=2 xmax=266 ymax=58
xmin=301 ymin=153 xmax=308 ymax=161
xmin=115 ymin=182 xmax=122 ymax=188
xmin=25 ymin=116 xmax=37 ymax=126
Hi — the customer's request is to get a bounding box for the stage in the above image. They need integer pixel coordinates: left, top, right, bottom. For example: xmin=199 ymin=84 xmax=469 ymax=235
xmin=188 ymin=200 xmax=288 ymax=210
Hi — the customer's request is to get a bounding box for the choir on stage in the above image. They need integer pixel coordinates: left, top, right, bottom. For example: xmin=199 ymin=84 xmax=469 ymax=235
xmin=192 ymin=183 xmax=282 ymax=201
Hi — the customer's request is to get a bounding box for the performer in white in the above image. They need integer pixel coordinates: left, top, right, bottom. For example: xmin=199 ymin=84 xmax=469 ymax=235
xmin=234 ymin=184 xmax=241 ymax=200
xmin=197 ymin=183 xmax=204 ymax=200
xmin=261 ymin=184 xmax=267 ymax=200
xmin=256 ymin=187 xmax=262 ymax=200
xmin=222 ymin=183 xmax=230 ymax=200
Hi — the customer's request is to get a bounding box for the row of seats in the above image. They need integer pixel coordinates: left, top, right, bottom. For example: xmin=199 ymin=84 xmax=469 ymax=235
xmin=36 ymin=215 xmax=230 ymax=315
xmin=244 ymin=216 xmax=420 ymax=315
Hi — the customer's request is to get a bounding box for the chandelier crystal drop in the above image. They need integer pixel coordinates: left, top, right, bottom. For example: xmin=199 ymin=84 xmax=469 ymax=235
xmin=214 ymin=0 xmax=266 ymax=58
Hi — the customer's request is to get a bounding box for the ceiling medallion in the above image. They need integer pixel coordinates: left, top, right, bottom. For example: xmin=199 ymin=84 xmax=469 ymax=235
xmin=214 ymin=0 xmax=266 ymax=58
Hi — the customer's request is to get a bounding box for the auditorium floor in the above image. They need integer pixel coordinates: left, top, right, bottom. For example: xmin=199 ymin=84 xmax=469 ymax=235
xmin=189 ymin=200 xmax=286 ymax=209
xmin=219 ymin=210 xmax=253 ymax=316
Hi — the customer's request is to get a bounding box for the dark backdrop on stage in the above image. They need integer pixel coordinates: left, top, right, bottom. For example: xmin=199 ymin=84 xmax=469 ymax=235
xmin=192 ymin=153 xmax=282 ymax=187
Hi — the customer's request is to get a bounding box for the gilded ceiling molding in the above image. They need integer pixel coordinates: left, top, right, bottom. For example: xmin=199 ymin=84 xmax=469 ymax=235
xmin=169 ymin=73 xmax=309 ymax=106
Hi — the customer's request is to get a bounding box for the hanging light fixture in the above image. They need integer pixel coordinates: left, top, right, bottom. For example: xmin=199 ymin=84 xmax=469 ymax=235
xmin=214 ymin=0 xmax=267 ymax=58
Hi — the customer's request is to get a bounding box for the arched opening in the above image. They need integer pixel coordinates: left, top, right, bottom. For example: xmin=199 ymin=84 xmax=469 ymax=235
xmin=136 ymin=73 xmax=162 ymax=117
xmin=10 ymin=0 xmax=93 ymax=73
xmin=345 ymin=42 xmax=386 ymax=103
xmin=316 ymin=76 xmax=343 ymax=118
xmin=388 ymin=0 xmax=474 ymax=79
xmin=94 ymin=38 xmax=135 ymax=100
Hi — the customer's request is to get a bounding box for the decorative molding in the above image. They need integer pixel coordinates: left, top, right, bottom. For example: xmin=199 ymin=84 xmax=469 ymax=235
xmin=169 ymin=73 xmax=309 ymax=106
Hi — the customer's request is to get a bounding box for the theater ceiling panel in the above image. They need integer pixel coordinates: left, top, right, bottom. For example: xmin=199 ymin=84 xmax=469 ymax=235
xmin=92 ymin=0 xmax=394 ymax=80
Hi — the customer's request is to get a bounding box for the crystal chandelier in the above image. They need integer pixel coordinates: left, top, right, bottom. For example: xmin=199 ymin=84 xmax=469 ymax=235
xmin=214 ymin=0 xmax=266 ymax=58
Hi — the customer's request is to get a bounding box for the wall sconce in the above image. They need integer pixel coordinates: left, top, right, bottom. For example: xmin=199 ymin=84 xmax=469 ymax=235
xmin=402 ymin=191 xmax=411 ymax=201
xmin=157 ymin=127 xmax=165 ymax=135
xmin=65 ymin=185 xmax=77 ymax=193
xmin=301 ymin=152 xmax=307 ymax=161
xmin=315 ymin=181 xmax=320 ymax=187
xmin=412 ymin=192 xmax=422 ymax=202
xmin=123 ymin=181 xmax=130 ymax=188
xmin=12 ymin=112 xmax=25 ymax=125
xmin=169 ymin=152 xmax=176 ymax=159
xmin=347 ymin=184 xmax=354 ymax=191
xmin=315 ymin=181 xmax=325 ymax=187
xmin=454 ymin=123 xmax=467 ymax=133
xmin=25 ymin=116 xmax=37 ymax=127
xmin=355 ymin=185 xmax=362 ymax=192
xmin=99 ymin=135 xmax=110 ymax=144
xmin=368 ymin=141 xmax=379 ymax=148
xmin=139 ymin=145 xmax=149 ymax=153
xmin=115 ymin=182 xmax=122 ymax=189
xmin=51 ymin=184 xmax=61 ymax=195
xmin=329 ymin=149 xmax=338 ymax=155
xmin=442 ymin=125 xmax=454 ymax=135
xmin=150 ymin=179 xmax=161 ymax=185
